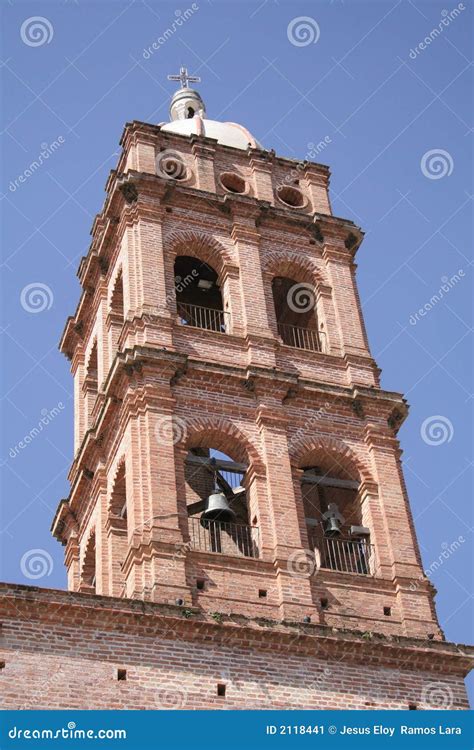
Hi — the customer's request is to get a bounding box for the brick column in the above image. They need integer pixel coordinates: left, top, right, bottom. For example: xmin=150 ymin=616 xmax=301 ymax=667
xmin=229 ymin=204 xmax=277 ymax=368
xmin=122 ymin=207 xmax=175 ymax=351
xmin=94 ymin=469 xmax=108 ymax=596
xmin=122 ymin=364 xmax=190 ymax=604
xmin=191 ymin=139 xmax=216 ymax=191
xmin=365 ymin=425 xmax=441 ymax=637
xmin=317 ymin=283 xmax=342 ymax=356
xmin=65 ymin=535 xmax=80 ymax=591
xmin=322 ymin=242 xmax=371 ymax=355
xmin=255 ymin=397 xmax=316 ymax=621
xmin=249 ymin=153 xmax=274 ymax=203
xmin=73 ymin=355 xmax=86 ymax=453
xmin=303 ymin=165 xmax=331 ymax=214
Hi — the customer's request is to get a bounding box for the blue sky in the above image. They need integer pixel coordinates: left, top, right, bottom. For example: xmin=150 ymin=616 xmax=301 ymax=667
xmin=1 ymin=0 xmax=472 ymax=699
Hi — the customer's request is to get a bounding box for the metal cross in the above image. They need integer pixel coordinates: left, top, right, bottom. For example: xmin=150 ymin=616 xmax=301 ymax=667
xmin=167 ymin=66 xmax=201 ymax=89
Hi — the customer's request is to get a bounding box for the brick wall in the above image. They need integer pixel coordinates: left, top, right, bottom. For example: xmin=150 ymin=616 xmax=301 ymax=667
xmin=0 ymin=585 xmax=471 ymax=710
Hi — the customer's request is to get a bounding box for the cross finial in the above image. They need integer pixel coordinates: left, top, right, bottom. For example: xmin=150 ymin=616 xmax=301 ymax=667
xmin=167 ymin=66 xmax=201 ymax=89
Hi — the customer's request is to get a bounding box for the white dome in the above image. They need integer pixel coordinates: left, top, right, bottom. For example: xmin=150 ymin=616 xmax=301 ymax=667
xmin=161 ymin=116 xmax=261 ymax=151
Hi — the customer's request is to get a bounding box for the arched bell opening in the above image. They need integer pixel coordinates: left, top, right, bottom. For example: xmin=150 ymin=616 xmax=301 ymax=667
xmin=272 ymin=276 xmax=322 ymax=352
xmin=301 ymin=461 xmax=374 ymax=575
xmin=174 ymin=255 xmax=228 ymax=333
xmin=84 ymin=341 xmax=99 ymax=427
xmin=184 ymin=447 xmax=258 ymax=558
xmin=81 ymin=531 xmax=96 ymax=593
xmin=110 ymin=270 xmax=124 ymax=321
xmin=108 ymin=461 xmax=128 ymax=597
xmin=85 ymin=341 xmax=98 ymax=391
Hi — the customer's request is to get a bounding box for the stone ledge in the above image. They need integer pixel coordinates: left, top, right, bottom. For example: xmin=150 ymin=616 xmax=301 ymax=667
xmin=1 ymin=583 xmax=472 ymax=676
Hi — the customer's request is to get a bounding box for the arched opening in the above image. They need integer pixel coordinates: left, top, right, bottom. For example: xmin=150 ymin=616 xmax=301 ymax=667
xmin=108 ymin=461 xmax=128 ymax=597
xmin=110 ymin=462 xmax=127 ymax=524
xmin=301 ymin=461 xmax=374 ymax=575
xmin=84 ymin=341 xmax=99 ymax=427
xmin=186 ymin=106 xmax=195 ymax=118
xmin=174 ymin=255 xmax=228 ymax=333
xmin=110 ymin=270 xmax=124 ymax=321
xmin=184 ymin=447 xmax=258 ymax=558
xmin=81 ymin=531 xmax=96 ymax=592
xmin=86 ymin=341 xmax=98 ymax=390
xmin=272 ymin=276 xmax=322 ymax=351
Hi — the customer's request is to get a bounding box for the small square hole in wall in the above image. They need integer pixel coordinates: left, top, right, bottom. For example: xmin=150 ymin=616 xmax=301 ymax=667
xmin=196 ymin=579 xmax=205 ymax=591
xmin=258 ymin=589 xmax=267 ymax=599
xmin=408 ymin=703 xmax=417 ymax=710
xmin=383 ymin=606 xmax=392 ymax=617
xmin=0 ymin=661 xmax=5 ymax=671
xmin=117 ymin=669 xmax=127 ymax=681
xmin=217 ymin=683 xmax=226 ymax=697
xmin=320 ymin=598 xmax=329 ymax=609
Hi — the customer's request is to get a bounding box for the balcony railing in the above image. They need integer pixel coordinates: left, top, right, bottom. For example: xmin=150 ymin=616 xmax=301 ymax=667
xmin=188 ymin=517 xmax=259 ymax=559
xmin=316 ymin=536 xmax=376 ymax=576
xmin=277 ymin=323 xmax=325 ymax=352
xmin=177 ymin=302 xmax=229 ymax=333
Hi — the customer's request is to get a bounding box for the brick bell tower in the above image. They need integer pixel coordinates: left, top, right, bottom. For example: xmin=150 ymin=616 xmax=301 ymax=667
xmin=47 ymin=70 xmax=473 ymax=709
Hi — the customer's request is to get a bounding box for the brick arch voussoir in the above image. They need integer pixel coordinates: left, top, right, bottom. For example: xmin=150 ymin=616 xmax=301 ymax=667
xmin=166 ymin=230 xmax=236 ymax=278
xmin=262 ymin=250 xmax=328 ymax=289
xmin=290 ymin=435 xmax=371 ymax=484
xmin=108 ymin=264 xmax=124 ymax=312
xmin=80 ymin=526 xmax=96 ymax=579
xmin=107 ymin=455 xmax=127 ymax=514
xmin=180 ymin=416 xmax=263 ymax=472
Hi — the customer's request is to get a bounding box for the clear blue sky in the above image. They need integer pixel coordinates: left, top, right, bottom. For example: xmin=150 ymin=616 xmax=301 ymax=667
xmin=1 ymin=0 xmax=472 ymax=699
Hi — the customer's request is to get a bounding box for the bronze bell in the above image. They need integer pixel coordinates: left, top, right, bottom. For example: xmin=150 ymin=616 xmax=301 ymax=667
xmin=324 ymin=515 xmax=342 ymax=537
xmin=200 ymin=492 xmax=236 ymax=527
xmin=322 ymin=502 xmax=344 ymax=537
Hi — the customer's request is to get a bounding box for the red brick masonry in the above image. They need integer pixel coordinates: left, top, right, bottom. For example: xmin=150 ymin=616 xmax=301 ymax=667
xmin=0 ymin=583 xmax=471 ymax=710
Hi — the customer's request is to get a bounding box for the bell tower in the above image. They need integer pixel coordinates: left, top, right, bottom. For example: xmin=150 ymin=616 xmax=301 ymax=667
xmin=54 ymin=70 xmax=443 ymax=641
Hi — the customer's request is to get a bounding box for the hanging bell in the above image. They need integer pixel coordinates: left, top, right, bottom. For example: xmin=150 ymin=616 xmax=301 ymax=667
xmin=200 ymin=492 xmax=236 ymax=527
xmin=322 ymin=502 xmax=344 ymax=537
xmin=324 ymin=515 xmax=342 ymax=537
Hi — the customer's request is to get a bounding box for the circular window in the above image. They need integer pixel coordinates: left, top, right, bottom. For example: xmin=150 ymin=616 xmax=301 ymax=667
xmin=220 ymin=171 xmax=247 ymax=194
xmin=276 ymin=185 xmax=306 ymax=208
xmin=156 ymin=150 xmax=188 ymax=181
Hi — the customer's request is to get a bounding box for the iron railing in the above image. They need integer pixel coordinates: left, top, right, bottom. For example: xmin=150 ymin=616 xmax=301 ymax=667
xmin=277 ymin=323 xmax=325 ymax=352
xmin=316 ymin=536 xmax=376 ymax=576
xmin=177 ymin=302 xmax=229 ymax=333
xmin=188 ymin=517 xmax=259 ymax=559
